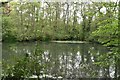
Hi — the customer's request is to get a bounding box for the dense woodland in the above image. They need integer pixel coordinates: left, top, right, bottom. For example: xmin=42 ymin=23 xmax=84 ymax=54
xmin=1 ymin=1 xmax=120 ymax=79
xmin=1 ymin=1 xmax=118 ymax=44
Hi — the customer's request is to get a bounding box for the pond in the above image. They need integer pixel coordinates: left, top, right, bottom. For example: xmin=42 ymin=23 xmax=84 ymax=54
xmin=2 ymin=41 xmax=119 ymax=79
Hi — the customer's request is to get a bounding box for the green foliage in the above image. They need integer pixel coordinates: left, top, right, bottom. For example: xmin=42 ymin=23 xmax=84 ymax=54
xmin=90 ymin=8 xmax=119 ymax=77
xmin=92 ymin=19 xmax=118 ymax=46
xmin=2 ymin=44 xmax=46 ymax=79
xmin=2 ymin=2 xmax=107 ymax=41
xmin=2 ymin=16 xmax=17 ymax=42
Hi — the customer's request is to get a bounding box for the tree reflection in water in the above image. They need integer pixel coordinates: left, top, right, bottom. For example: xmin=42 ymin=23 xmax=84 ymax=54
xmin=2 ymin=42 xmax=120 ymax=79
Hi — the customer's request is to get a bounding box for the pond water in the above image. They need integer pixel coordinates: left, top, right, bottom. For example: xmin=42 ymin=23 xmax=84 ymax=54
xmin=2 ymin=42 xmax=118 ymax=79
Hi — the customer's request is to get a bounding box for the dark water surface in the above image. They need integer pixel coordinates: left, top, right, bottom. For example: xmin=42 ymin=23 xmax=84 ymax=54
xmin=2 ymin=42 xmax=119 ymax=79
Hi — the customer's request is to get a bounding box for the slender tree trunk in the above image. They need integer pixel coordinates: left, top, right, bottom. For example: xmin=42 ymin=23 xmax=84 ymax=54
xmin=66 ymin=2 xmax=69 ymax=32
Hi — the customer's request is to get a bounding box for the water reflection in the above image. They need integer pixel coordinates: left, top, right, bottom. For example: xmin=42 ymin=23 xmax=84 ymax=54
xmin=2 ymin=42 xmax=119 ymax=79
